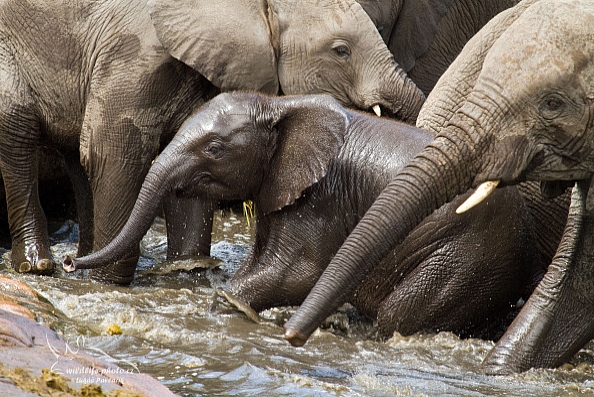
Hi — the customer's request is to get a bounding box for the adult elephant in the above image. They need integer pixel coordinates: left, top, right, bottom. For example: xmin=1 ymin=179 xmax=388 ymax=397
xmin=64 ymin=92 xmax=547 ymax=340
xmin=283 ymin=0 xmax=592 ymax=374
xmin=0 ymin=148 xmax=74 ymax=247
xmin=0 ymin=0 xmax=423 ymax=283
xmin=358 ymin=0 xmax=519 ymax=95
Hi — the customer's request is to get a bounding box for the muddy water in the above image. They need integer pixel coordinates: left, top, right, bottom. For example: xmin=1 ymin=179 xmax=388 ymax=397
xmin=2 ymin=211 xmax=594 ymax=396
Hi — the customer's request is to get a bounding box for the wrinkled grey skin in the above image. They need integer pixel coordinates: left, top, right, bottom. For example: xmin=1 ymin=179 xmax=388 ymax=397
xmin=284 ymin=0 xmax=592 ymax=374
xmin=65 ymin=92 xmax=549 ymax=340
xmin=358 ymin=0 xmax=519 ymax=95
xmin=0 ymin=0 xmax=423 ymax=283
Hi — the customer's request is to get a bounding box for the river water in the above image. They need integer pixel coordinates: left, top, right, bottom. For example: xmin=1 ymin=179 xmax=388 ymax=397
xmin=2 ymin=211 xmax=594 ymax=396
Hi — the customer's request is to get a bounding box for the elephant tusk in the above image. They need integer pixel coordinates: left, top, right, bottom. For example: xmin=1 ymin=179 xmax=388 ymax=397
xmin=456 ymin=180 xmax=500 ymax=214
xmin=372 ymin=104 xmax=381 ymax=117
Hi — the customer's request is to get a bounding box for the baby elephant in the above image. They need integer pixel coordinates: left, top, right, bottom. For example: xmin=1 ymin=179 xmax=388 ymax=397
xmin=66 ymin=92 xmax=547 ymax=339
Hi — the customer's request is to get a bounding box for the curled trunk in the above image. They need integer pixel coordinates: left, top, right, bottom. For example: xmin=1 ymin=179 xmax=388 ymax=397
xmin=365 ymin=65 xmax=425 ymax=124
xmin=63 ymin=155 xmax=177 ymax=271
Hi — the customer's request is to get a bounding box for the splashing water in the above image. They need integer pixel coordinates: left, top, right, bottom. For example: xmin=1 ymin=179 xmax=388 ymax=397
xmin=2 ymin=211 xmax=594 ymax=396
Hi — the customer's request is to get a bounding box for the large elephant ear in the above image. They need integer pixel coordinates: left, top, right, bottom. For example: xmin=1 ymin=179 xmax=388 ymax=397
xmin=257 ymin=96 xmax=349 ymax=215
xmin=389 ymin=0 xmax=456 ymax=72
xmin=148 ymin=0 xmax=279 ymax=94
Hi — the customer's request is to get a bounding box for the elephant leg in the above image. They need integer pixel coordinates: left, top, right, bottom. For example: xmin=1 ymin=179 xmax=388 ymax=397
xmin=230 ymin=210 xmax=333 ymax=312
xmin=483 ymin=179 xmax=594 ymax=374
xmin=0 ymin=65 xmax=53 ymax=273
xmin=0 ymin=142 xmax=53 ymax=273
xmin=163 ymin=195 xmax=214 ymax=259
xmin=86 ymin=152 xmax=149 ymax=284
xmin=80 ymin=92 xmax=160 ymax=284
xmin=64 ymin=153 xmax=94 ymax=257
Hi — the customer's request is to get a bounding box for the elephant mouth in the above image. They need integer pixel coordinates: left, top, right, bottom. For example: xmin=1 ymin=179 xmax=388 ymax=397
xmin=173 ymin=172 xmax=216 ymax=199
xmin=525 ymin=152 xmax=593 ymax=183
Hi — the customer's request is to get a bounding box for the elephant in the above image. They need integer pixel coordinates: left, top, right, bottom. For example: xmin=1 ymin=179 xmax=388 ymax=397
xmin=358 ymin=0 xmax=520 ymax=95
xmin=66 ymin=92 xmax=559 ymax=341
xmin=282 ymin=0 xmax=593 ymax=374
xmin=0 ymin=148 xmax=75 ymax=246
xmin=0 ymin=0 xmax=424 ymax=283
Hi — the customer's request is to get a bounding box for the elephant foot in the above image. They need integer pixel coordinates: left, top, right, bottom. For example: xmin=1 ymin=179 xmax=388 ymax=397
xmin=14 ymin=259 xmax=55 ymax=275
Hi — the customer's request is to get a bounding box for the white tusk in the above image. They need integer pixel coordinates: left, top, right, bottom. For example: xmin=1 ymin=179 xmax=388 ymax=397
xmin=456 ymin=180 xmax=500 ymax=214
xmin=372 ymin=104 xmax=381 ymax=117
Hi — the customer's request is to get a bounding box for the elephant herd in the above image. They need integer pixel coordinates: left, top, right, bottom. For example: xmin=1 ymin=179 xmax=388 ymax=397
xmin=0 ymin=0 xmax=593 ymax=378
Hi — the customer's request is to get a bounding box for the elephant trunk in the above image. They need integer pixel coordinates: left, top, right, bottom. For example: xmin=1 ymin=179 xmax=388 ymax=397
xmin=483 ymin=178 xmax=594 ymax=374
xmin=63 ymin=144 xmax=184 ymax=272
xmin=365 ymin=65 xmax=425 ymax=124
xmin=283 ymin=118 xmax=482 ymax=346
xmin=390 ymin=67 xmax=425 ymax=124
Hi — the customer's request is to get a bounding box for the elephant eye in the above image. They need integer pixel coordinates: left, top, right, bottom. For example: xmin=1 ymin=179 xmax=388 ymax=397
xmin=204 ymin=142 xmax=223 ymax=157
xmin=332 ymin=44 xmax=351 ymax=60
xmin=545 ymin=98 xmax=562 ymax=110
xmin=540 ymin=96 xmax=565 ymax=119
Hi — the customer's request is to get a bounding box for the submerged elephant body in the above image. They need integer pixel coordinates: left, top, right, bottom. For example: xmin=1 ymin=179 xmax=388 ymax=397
xmin=230 ymin=107 xmax=543 ymax=339
xmin=68 ymin=92 xmax=560 ymax=340
xmin=284 ymin=0 xmax=592 ymax=374
xmin=0 ymin=0 xmax=423 ymax=282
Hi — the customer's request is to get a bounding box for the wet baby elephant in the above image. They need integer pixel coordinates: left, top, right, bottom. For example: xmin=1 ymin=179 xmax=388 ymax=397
xmin=67 ymin=92 xmax=551 ymax=339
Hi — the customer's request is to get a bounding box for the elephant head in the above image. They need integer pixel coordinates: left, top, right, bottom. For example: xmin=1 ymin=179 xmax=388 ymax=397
xmin=148 ymin=0 xmax=424 ymax=121
xmin=63 ymin=92 xmax=349 ymax=271
xmin=283 ymin=0 xmax=594 ymax=373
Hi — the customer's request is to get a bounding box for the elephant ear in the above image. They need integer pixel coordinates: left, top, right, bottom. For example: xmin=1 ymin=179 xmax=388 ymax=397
xmin=389 ymin=0 xmax=456 ymax=72
xmin=257 ymin=96 xmax=349 ymax=215
xmin=148 ymin=0 xmax=279 ymax=94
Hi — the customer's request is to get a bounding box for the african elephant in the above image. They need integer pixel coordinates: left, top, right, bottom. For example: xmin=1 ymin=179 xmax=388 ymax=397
xmin=0 ymin=148 xmax=74 ymax=247
xmin=358 ymin=0 xmax=519 ymax=95
xmin=283 ymin=0 xmax=592 ymax=374
xmin=0 ymin=0 xmax=423 ymax=283
xmin=66 ymin=92 xmax=555 ymax=341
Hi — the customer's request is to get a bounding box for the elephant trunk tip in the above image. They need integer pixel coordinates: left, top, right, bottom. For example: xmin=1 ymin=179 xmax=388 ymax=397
xmin=481 ymin=345 xmax=522 ymax=376
xmin=284 ymin=326 xmax=309 ymax=347
xmin=63 ymin=255 xmax=77 ymax=272
xmin=63 ymin=254 xmax=99 ymax=272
